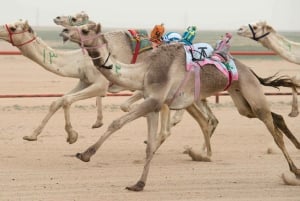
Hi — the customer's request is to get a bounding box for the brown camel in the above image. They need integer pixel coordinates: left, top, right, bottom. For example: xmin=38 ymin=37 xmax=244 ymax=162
xmin=62 ymin=23 xmax=300 ymax=190
xmin=54 ymin=13 xmax=220 ymax=157
xmin=58 ymin=15 xmax=300 ymax=157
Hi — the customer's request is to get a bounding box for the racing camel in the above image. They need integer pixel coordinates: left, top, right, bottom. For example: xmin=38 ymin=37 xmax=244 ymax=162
xmin=62 ymin=23 xmax=300 ymax=190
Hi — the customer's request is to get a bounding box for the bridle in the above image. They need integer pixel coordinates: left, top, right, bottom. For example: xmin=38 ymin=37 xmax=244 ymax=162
xmin=5 ymin=24 xmax=36 ymax=47
xmin=248 ymin=24 xmax=270 ymax=41
xmin=75 ymin=27 xmax=112 ymax=69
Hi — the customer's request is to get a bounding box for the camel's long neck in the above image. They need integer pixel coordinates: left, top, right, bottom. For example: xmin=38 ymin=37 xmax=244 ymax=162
xmin=18 ymin=38 xmax=85 ymax=78
xmin=261 ymin=32 xmax=300 ymax=64
xmin=98 ymin=48 xmax=146 ymax=91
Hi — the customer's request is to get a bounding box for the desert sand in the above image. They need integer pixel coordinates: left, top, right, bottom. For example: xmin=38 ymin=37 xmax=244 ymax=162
xmin=0 ymin=53 xmax=300 ymax=201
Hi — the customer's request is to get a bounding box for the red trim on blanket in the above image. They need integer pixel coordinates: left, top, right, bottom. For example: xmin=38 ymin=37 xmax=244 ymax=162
xmin=128 ymin=29 xmax=141 ymax=64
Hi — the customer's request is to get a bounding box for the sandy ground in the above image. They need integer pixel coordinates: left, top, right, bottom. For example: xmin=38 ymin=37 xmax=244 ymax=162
xmin=0 ymin=54 xmax=300 ymax=201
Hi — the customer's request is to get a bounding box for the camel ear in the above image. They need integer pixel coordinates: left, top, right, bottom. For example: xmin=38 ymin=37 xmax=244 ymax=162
xmin=96 ymin=23 xmax=101 ymax=34
xmin=266 ymin=25 xmax=273 ymax=32
xmin=81 ymin=11 xmax=89 ymax=20
xmin=24 ymin=20 xmax=30 ymax=30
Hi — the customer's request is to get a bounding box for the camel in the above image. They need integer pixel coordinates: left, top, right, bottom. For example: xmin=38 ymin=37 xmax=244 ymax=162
xmin=0 ymin=20 xmax=114 ymax=144
xmin=54 ymin=13 xmax=221 ymax=156
xmin=56 ymin=13 xmax=300 ymax=157
xmin=63 ymin=23 xmax=300 ymax=190
xmin=53 ymin=11 xmax=94 ymax=26
xmin=0 ymin=19 xmax=216 ymax=159
xmin=237 ymin=21 xmax=300 ymax=117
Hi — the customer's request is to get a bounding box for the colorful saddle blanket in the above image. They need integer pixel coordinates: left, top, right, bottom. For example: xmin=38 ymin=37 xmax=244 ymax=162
xmin=184 ymin=43 xmax=214 ymax=62
xmin=127 ymin=29 xmax=153 ymax=54
xmin=184 ymin=43 xmax=238 ymax=82
xmin=181 ymin=44 xmax=238 ymax=100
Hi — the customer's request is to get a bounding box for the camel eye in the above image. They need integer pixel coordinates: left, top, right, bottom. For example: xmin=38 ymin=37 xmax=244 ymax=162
xmin=10 ymin=27 xmax=16 ymax=32
xmin=82 ymin=29 xmax=89 ymax=35
xmin=71 ymin=17 xmax=77 ymax=22
xmin=252 ymin=26 xmax=257 ymax=30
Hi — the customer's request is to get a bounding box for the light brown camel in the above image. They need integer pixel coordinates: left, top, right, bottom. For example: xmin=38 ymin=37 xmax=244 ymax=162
xmin=237 ymin=20 xmax=300 ymax=117
xmin=53 ymin=11 xmax=94 ymax=26
xmin=57 ymin=14 xmax=300 ymax=157
xmin=0 ymin=20 xmax=112 ymax=144
xmin=63 ymin=23 xmax=300 ymax=190
xmin=54 ymin=13 xmax=220 ymax=157
xmin=53 ymin=12 xmax=216 ymax=126
xmin=0 ymin=19 xmax=215 ymax=159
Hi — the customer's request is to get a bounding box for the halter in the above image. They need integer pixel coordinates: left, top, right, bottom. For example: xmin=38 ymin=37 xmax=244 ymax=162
xmin=100 ymin=52 xmax=113 ymax=69
xmin=75 ymin=27 xmax=112 ymax=69
xmin=76 ymin=27 xmax=103 ymax=55
xmin=5 ymin=24 xmax=36 ymax=47
xmin=248 ymin=24 xmax=270 ymax=41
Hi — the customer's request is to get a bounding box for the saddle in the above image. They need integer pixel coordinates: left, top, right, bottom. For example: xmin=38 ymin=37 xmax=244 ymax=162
xmin=127 ymin=29 xmax=153 ymax=63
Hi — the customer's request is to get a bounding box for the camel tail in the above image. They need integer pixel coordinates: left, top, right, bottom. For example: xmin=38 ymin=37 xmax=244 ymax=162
xmin=250 ymin=69 xmax=300 ymax=89
xmin=271 ymin=112 xmax=300 ymax=149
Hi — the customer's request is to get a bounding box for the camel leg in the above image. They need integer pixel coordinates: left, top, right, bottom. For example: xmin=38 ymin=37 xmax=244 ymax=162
xmin=92 ymin=96 xmax=104 ymax=128
xmin=62 ymin=83 xmax=106 ymax=144
xmin=120 ymin=90 xmax=143 ymax=112
xmin=229 ymin=70 xmax=300 ymax=180
xmin=288 ymin=87 xmax=299 ymax=117
xmin=22 ymin=81 xmax=93 ymax=142
xmin=154 ymin=104 xmax=171 ymax=151
xmin=126 ymin=111 xmax=159 ymax=191
xmin=23 ymin=97 xmax=64 ymax=141
xmin=184 ymin=103 xmax=212 ymax=161
xmin=170 ymin=109 xmax=185 ymax=127
xmin=195 ymin=99 xmax=219 ymax=151
xmin=170 ymin=99 xmax=218 ymax=151
xmin=271 ymin=112 xmax=300 ymax=149
xmin=76 ymin=98 xmax=159 ymax=162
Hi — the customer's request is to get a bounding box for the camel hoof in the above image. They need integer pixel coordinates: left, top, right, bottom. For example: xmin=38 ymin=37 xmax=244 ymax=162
xmin=92 ymin=122 xmax=103 ymax=129
xmin=23 ymin=136 xmax=37 ymax=141
xmin=67 ymin=132 xmax=78 ymax=144
xmin=288 ymin=111 xmax=299 ymax=117
xmin=281 ymin=173 xmax=300 ymax=186
xmin=120 ymin=105 xmax=130 ymax=112
xmin=75 ymin=153 xmax=90 ymax=162
xmin=125 ymin=181 xmax=145 ymax=191
xmin=185 ymin=147 xmax=211 ymax=162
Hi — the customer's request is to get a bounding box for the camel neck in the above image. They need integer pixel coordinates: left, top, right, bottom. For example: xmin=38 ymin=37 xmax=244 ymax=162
xmin=97 ymin=48 xmax=146 ymax=91
xmin=18 ymin=37 xmax=88 ymax=78
xmin=262 ymin=32 xmax=300 ymax=64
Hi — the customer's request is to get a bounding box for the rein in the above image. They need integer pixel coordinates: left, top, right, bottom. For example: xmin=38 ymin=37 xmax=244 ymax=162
xmin=5 ymin=24 xmax=36 ymax=47
xmin=248 ymin=24 xmax=270 ymax=41
xmin=76 ymin=28 xmax=113 ymax=69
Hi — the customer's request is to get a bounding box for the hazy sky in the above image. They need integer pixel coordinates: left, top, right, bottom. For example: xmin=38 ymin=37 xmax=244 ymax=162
xmin=1 ymin=0 xmax=299 ymax=31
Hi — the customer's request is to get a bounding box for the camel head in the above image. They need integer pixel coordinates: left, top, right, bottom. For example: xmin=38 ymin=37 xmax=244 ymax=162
xmin=0 ymin=19 xmax=36 ymax=46
xmin=60 ymin=23 xmax=102 ymax=47
xmin=54 ymin=11 xmax=91 ymax=27
xmin=60 ymin=23 xmax=108 ymax=67
xmin=237 ymin=21 xmax=275 ymax=41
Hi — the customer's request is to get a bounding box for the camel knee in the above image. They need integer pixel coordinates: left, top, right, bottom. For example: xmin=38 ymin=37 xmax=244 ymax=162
xmin=107 ymin=119 xmax=122 ymax=131
xmin=236 ymin=108 xmax=255 ymax=118
xmin=62 ymin=97 xmax=73 ymax=108
xmin=49 ymin=99 xmax=63 ymax=111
